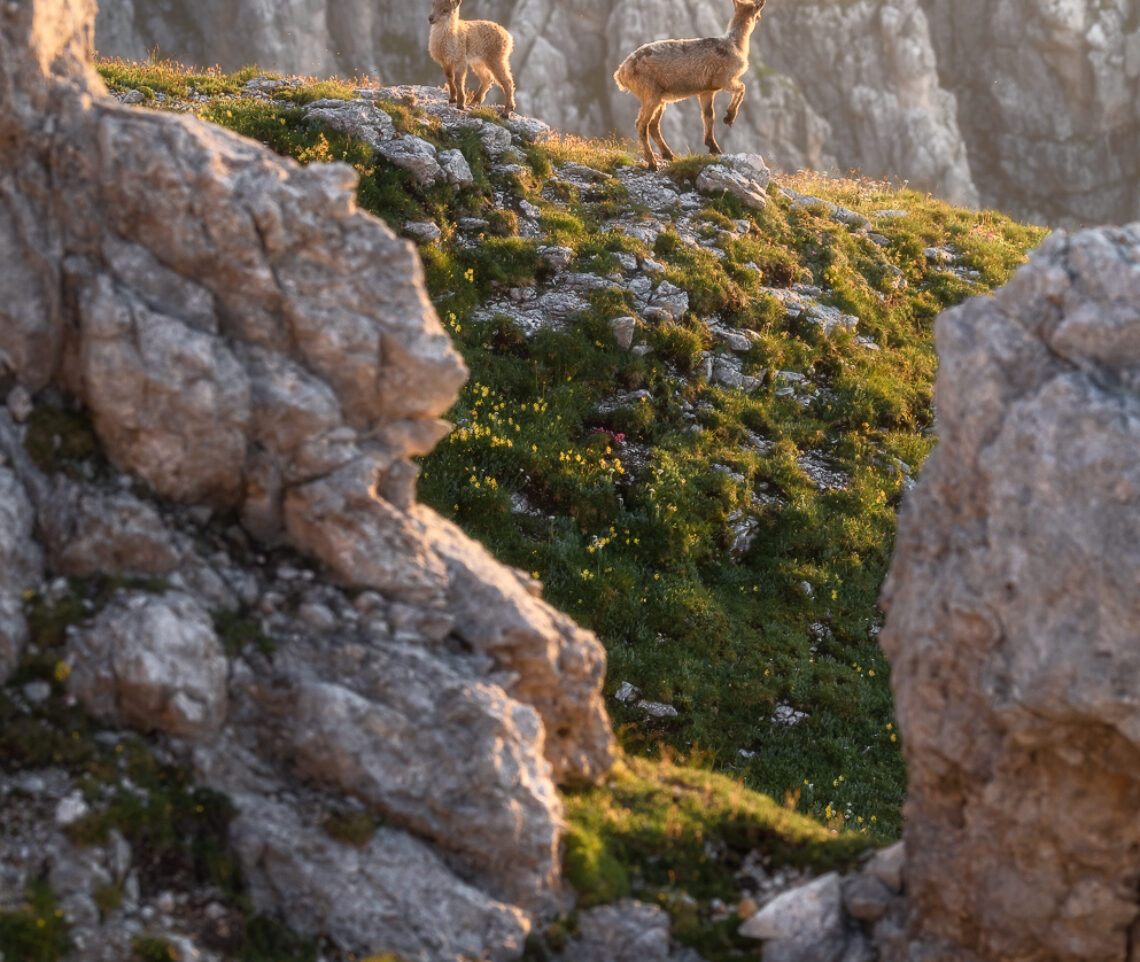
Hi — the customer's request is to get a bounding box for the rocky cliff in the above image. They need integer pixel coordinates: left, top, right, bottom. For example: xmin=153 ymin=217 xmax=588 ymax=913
xmin=94 ymin=0 xmax=1140 ymax=224
xmin=0 ymin=0 xmax=614 ymax=958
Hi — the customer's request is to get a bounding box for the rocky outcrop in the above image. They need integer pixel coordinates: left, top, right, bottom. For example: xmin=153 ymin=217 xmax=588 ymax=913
xmin=1 ymin=0 xmax=613 ymax=958
xmin=880 ymin=223 xmax=1140 ymax=960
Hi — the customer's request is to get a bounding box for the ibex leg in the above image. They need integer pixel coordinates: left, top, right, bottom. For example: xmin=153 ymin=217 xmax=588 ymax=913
xmin=724 ymin=79 xmax=746 ymax=127
xmin=649 ymin=104 xmax=675 ymax=162
xmin=488 ymin=59 xmax=516 ymax=115
xmin=453 ymin=58 xmax=469 ymax=109
xmin=470 ymin=62 xmax=494 ymax=105
xmin=635 ymin=101 xmax=660 ymax=170
xmin=699 ymin=92 xmax=721 ymax=154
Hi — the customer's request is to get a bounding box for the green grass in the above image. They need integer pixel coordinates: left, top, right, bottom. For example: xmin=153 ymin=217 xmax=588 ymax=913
xmin=170 ymin=65 xmax=1046 ymax=842
xmin=84 ymin=61 xmax=1048 ymax=936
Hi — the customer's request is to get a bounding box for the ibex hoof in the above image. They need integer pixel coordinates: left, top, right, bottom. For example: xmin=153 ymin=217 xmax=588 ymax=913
xmin=723 ymin=114 xmax=735 ymax=127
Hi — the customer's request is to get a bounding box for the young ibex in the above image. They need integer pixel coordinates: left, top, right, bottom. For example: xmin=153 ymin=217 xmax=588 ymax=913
xmin=614 ymin=0 xmax=767 ymax=170
xmin=428 ymin=0 xmax=516 ymax=117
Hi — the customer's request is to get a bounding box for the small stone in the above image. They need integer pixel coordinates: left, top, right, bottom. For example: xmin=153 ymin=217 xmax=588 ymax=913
xmin=404 ymin=221 xmax=442 ymax=243
xmin=843 ymin=873 xmax=895 ymax=922
xmin=863 ymin=841 xmax=904 ymax=891
xmin=437 ymin=148 xmax=474 ymax=187
xmin=637 ymin=699 xmax=678 ymax=718
xmin=771 ymin=704 xmax=809 ymax=726
xmin=5 ymin=385 xmax=32 ymax=422
xmin=55 ymin=791 xmax=90 ymax=826
xmin=296 ymin=601 xmax=338 ymax=634
xmin=739 ymin=873 xmax=845 ymax=953
xmin=537 ymin=245 xmax=574 ymax=271
xmin=22 ymin=680 xmax=51 ymax=704
xmin=121 ymin=88 xmax=145 ymax=105
xmin=613 ymin=681 xmax=640 ymax=703
xmin=609 ymin=316 xmax=636 ymax=351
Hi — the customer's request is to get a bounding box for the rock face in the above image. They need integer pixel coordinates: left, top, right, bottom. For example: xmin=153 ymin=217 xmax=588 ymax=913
xmin=880 ymin=223 xmax=1140 ymax=960
xmin=1 ymin=1 xmax=614 ymax=958
xmin=921 ymin=0 xmax=1140 ymax=226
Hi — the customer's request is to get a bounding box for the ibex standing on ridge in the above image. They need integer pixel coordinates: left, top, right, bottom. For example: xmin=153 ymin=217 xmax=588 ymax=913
xmin=614 ymin=0 xmax=767 ymax=171
xmin=428 ymin=0 xmax=516 ymax=117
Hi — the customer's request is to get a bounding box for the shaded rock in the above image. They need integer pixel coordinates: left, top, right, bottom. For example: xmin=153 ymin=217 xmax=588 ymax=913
xmin=251 ymin=654 xmax=561 ymax=909
xmin=880 ymin=223 xmax=1140 ymax=962
xmin=739 ymin=873 xmax=851 ymax=962
xmin=284 ymin=456 xmax=451 ymax=602
xmin=38 ymin=479 xmax=180 ymax=577
xmin=609 ymin=315 xmax=636 ymax=350
xmin=569 ymin=899 xmax=672 ymax=962
xmin=66 ymin=590 xmax=228 ymax=740
xmin=77 ymin=271 xmax=253 ymax=506
xmin=6 ymin=384 xmax=33 ymax=422
xmin=863 ymin=841 xmax=904 ymax=892
xmin=842 ymin=874 xmax=895 ymax=923
xmin=0 ymin=461 xmax=42 ymax=681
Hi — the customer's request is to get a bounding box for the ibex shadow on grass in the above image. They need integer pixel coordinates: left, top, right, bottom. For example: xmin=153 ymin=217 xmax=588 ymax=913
xmin=428 ymin=0 xmax=516 ymax=117
xmin=614 ymin=0 xmax=767 ymax=171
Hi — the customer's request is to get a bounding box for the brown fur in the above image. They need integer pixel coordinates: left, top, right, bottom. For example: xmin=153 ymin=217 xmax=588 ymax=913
xmin=428 ymin=0 xmax=516 ymax=116
xmin=614 ymin=0 xmax=766 ymax=170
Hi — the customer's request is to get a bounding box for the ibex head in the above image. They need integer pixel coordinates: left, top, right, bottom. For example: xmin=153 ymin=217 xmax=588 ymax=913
xmin=428 ymin=0 xmax=461 ymax=25
xmin=732 ymin=0 xmax=766 ymax=17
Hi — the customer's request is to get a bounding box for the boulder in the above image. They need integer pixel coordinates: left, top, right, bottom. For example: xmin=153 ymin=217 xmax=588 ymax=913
xmin=880 ymin=223 xmax=1140 ymax=961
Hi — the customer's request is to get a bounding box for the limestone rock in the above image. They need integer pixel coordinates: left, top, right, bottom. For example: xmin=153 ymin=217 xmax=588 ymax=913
xmin=251 ymin=655 xmax=561 ymax=908
xmin=66 ymin=590 xmax=228 ymax=740
xmin=378 ymin=135 xmax=444 ymax=185
xmin=842 ymin=873 xmax=895 ymax=923
xmin=301 ymin=97 xmax=395 ymax=149
xmin=921 ymin=0 xmax=1140 ymax=224
xmin=880 ymin=222 xmax=1140 ymax=962
xmin=438 ymin=147 xmax=475 ymax=186
xmin=696 ymin=154 xmax=771 ymax=210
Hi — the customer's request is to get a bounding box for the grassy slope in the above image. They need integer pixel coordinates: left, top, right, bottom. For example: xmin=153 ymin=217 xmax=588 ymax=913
xmin=38 ymin=59 xmax=1044 ymax=959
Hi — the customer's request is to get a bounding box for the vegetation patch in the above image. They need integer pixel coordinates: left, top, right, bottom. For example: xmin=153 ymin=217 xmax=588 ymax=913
xmin=23 ymin=401 xmax=103 ymax=478
xmin=0 ymin=881 xmax=71 ymax=962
